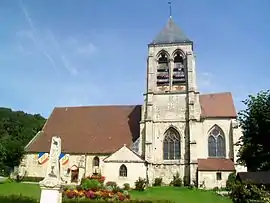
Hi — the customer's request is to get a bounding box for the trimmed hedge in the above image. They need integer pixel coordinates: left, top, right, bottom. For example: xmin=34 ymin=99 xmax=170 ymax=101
xmin=20 ymin=176 xmax=44 ymax=182
xmin=0 ymin=195 xmax=37 ymax=203
xmin=0 ymin=195 xmax=173 ymax=203
xmin=64 ymin=200 xmax=173 ymax=203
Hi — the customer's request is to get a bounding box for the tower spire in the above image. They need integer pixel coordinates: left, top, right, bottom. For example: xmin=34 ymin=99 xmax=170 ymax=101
xmin=168 ymin=2 xmax=172 ymax=18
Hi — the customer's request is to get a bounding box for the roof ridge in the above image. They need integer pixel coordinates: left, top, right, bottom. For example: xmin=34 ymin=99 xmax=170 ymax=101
xmin=200 ymin=92 xmax=232 ymax=96
xmin=54 ymin=104 xmax=142 ymax=109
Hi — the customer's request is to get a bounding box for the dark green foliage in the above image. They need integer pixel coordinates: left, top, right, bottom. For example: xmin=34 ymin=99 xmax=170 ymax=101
xmin=123 ymin=183 xmax=130 ymax=190
xmin=20 ymin=176 xmax=44 ymax=182
xmin=0 ymin=195 xmax=37 ymax=203
xmin=229 ymin=181 xmax=270 ymax=203
xmin=153 ymin=178 xmax=162 ymax=186
xmin=81 ymin=179 xmax=101 ymax=191
xmin=105 ymin=181 xmax=117 ymax=187
xmin=237 ymin=91 xmax=270 ymax=171
xmin=0 ymin=108 xmax=46 ymax=172
xmin=170 ymin=172 xmax=182 ymax=187
xmin=134 ymin=177 xmax=147 ymax=191
xmin=226 ymin=172 xmax=237 ymax=191
xmin=63 ymin=199 xmax=173 ymax=203
xmin=0 ymin=194 xmax=173 ymax=203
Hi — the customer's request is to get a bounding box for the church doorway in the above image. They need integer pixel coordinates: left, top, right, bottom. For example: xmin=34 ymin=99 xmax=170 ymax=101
xmin=70 ymin=165 xmax=79 ymax=183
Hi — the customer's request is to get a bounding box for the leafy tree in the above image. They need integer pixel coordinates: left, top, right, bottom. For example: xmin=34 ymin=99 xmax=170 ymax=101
xmin=237 ymin=90 xmax=270 ymax=171
xmin=0 ymin=107 xmax=46 ymax=174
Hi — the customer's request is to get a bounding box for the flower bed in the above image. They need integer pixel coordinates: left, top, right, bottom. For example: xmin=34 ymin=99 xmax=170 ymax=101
xmin=63 ymin=188 xmax=130 ymax=201
xmin=63 ymin=175 xmax=130 ymax=201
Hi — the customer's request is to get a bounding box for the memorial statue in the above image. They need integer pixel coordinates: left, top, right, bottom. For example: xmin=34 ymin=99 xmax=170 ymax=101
xmin=39 ymin=136 xmax=62 ymax=188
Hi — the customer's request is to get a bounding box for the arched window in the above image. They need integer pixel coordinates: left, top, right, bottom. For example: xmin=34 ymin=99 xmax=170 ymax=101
xmin=119 ymin=164 xmax=127 ymax=177
xmin=157 ymin=52 xmax=169 ymax=86
xmin=208 ymin=125 xmax=226 ymax=157
xmin=93 ymin=156 xmax=99 ymax=167
xmin=173 ymin=51 xmax=185 ymax=85
xmin=163 ymin=127 xmax=181 ymax=160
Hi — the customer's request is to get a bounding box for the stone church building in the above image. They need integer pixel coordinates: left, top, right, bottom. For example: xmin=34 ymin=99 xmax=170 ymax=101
xmin=19 ymin=17 xmax=246 ymax=189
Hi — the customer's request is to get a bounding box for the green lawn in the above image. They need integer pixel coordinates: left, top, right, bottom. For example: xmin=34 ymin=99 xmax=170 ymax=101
xmin=0 ymin=182 xmax=40 ymax=200
xmin=131 ymin=187 xmax=232 ymax=203
xmin=0 ymin=183 xmax=232 ymax=203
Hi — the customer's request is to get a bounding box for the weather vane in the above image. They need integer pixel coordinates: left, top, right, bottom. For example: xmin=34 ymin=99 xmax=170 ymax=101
xmin=168 ymin=2 xmax=172 ymax=18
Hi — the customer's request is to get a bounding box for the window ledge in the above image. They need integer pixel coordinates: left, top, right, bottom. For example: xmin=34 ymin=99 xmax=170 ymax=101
xmin=119 ymin=176 xmax=127 ymax=179
xmin=163 ymin=160 xmax=181 ymax=165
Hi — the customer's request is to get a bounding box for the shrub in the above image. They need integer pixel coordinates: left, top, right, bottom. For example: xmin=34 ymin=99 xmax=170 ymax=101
xmin=153 ymin=177 xmax=162 ymax=186
xmin=81 ymin=179 xmax=101 ymax=191
xmin=230 ymin=181 xmax=270 ymax=203
xmin=20 ymin=176 xmax=44 ymax=182
xmin=170 ymin=172 xmax=182 ymax=187
xmin=226 ymin=172 xmax=237 ymax=191
xmin=63 ymin=199 xmax=172 ymax=203
xmin=135 ymin=177 xmax=147 ymax=191
xmin=123 ymin=183 xmax=130 ymax=190
xmin=88 ymin=174 xmax=105 ymax=184
xmin=106 ymin=181 xmax=117 ymax=187
xmin=0 ymin=195 xmax=37 ymax=203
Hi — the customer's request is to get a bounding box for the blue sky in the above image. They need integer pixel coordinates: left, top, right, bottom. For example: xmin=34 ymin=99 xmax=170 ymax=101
xmin=0 ymin=0 xmax=270 ymax=118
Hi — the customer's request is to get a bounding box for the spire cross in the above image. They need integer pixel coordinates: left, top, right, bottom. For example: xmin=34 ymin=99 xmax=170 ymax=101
xmin=168 ymin=2 xmax=172 ymax=18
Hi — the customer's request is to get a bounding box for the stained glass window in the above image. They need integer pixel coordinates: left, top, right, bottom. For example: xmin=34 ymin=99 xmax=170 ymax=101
xmin=163 ymin=127 xmax=181 ymax=160
xmin=208 ymin=125 xmax=226 ymax=157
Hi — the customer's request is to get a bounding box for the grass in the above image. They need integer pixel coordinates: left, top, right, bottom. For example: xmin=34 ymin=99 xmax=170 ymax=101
xmin=131 ymin=187 xmax=232 ymax=203
xmin=0 ymin=182 xmax=40 ymax=200
xmin=0 ymin=183 xmax=232 ymax=203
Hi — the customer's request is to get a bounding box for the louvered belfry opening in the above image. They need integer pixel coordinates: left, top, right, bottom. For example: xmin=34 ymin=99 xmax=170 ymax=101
xmin=173 ymin=52 xmax=186 ymax=85
xmin=156 ymin=53 xmax=170 ymax=86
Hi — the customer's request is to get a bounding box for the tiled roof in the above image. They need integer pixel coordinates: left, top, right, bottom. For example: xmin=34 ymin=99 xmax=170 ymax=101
xmin=150 ymin=17 xmax=192 ymax=45
xmin=26 ymin=92 xmax=237 ymax=154
xmin=197 ymin=158 xmax=235 ymax=171
xmin=200 ymin=92 xmax=237 ymax=118
xmin=26 ymin=105 xmax=141 ymax=154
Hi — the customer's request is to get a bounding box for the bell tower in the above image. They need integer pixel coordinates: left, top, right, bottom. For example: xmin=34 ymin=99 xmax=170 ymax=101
xmin=140 ymin=16 xmax=201 ymax=185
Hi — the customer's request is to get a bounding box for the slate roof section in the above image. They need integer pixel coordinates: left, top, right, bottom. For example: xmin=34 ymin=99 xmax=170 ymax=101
xmin=237 ymin=171 xmax=270 ymax=185
xmin=150 ymin=17 xmax=192 ymax=45
xmin=197 ymin=158 xmax=235 ymax=171
xmin=26 ymin=92 xmax=237 ymax=154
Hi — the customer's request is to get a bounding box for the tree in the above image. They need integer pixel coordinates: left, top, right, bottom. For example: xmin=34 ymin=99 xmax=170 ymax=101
xmin=0 ymin=108 xmax=46 ymax=174
xmin=237 ymin=90 xmax=270 ymax=171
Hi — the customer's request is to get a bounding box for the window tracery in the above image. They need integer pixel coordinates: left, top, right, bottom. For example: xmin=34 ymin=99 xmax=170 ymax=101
xmin=163 ymin=127 xmax=181 ymax=160
xmin=208 ymin=125 xmax=226 ymax=157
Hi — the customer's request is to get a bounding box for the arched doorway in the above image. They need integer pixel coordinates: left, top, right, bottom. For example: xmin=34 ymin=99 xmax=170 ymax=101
xmin=70 ymin=165 xmax=79 ymax=183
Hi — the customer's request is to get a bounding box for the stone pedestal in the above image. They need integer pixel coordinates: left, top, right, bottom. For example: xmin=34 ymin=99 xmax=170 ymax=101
xmin=40 ymin=187 xmax=62 ymax=203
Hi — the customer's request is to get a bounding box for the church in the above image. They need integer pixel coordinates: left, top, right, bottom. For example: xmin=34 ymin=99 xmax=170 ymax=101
xmin=19 ymin=17 xmax=247 ymax=189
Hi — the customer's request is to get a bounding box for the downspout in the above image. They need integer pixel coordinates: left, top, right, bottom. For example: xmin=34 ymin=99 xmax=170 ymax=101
xmin=184 ymin=51 xmax=191 ymax=185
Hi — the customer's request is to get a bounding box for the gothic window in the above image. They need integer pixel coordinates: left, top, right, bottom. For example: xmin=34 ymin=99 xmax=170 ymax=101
xmin=132 ymin=138 xmax=140 ymax=154
xmin=157 ymin=52 xmax=169 ymax=86
xmin=119 ymin=164 xmax=127 ymax=177
xmin=208 ymin=125 xmax=226 ymax=157
xmin=163 ymin=127 xmax=181 ymax=160
xmin=93 ymin=156 xmax=99 ymax=167
xmin=173 ymin=52 xmax=185 ymax=85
